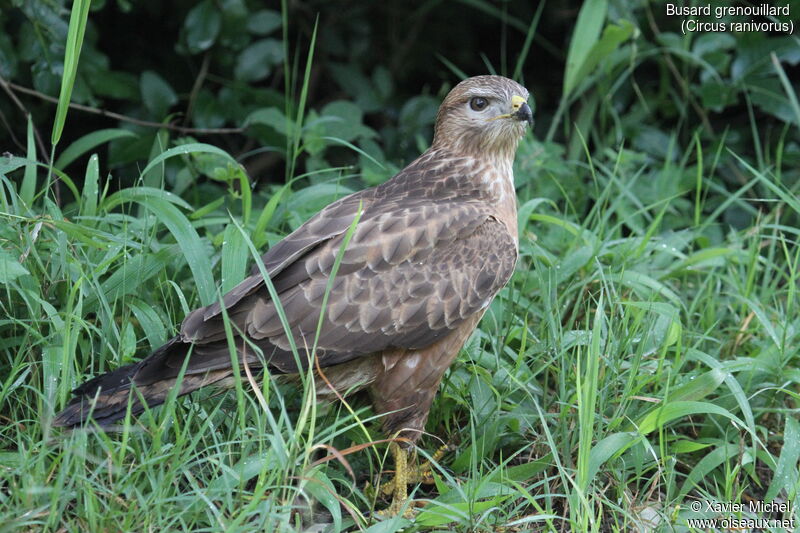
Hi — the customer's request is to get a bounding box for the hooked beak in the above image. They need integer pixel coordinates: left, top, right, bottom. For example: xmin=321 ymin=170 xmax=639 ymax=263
xmin=511 ymin=95 xmax=533 ymax=127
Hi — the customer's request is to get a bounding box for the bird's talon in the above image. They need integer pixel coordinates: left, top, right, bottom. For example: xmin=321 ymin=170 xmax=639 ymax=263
xmin=379 ymin=478 xmax=396 ymax=496
xmin=374 ymin=440 xmax=454 ymax=516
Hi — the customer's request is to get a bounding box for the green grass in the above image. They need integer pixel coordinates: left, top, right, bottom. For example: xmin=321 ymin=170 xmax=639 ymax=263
xmin=2 ymin=120 xmax=799 ymax=531
xmin=2 ymin=2 xmax=800 ymax=532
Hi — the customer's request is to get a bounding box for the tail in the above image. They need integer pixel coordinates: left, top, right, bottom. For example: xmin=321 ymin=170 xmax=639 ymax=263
xmin=53 ymin=336 xmax=232 ymax=428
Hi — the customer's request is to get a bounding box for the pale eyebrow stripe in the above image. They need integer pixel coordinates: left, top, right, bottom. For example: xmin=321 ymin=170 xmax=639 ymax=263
xmin=463 ymin=89 xmax=505 ymax=100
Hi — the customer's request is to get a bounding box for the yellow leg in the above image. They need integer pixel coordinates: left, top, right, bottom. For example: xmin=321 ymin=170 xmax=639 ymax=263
xmin=416 ymin=442 xmax=453 ymax=484
xmin=385 ymin=442 xmax=412 ymax=517
xmin=376 ymin=442 xmax=453 ymax=517
xmin=380 ymin=442 xmax=452 ymax=496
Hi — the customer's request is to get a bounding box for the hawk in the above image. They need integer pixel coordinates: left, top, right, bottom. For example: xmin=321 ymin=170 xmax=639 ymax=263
xmin=55 ymin=75 xmax=533 ymax=516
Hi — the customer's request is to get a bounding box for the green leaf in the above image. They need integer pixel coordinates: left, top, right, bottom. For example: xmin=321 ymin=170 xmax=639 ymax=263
xmin=318 ymin=100 xmax=368 ymax=141
xmin=140 ymin=70 xmax=178 ymax=118
xmin=80 ymin=154 xmax=99 ymax=219
xmin=55 ymin=128 xmax=137 ymax=170
xmin=765 ymin=416 xmax=800 ymax=501
xmin=485 ymin=455 xmax=552 ymax=484
xmin=568 ymin=19 xmax=634 ymax=96
xmin=287 ymin=19 xmax=318 ymax=179
xmin=245 ymin=107 xmax=292 ymax=137
xmin=189 ymin=197 xmax=225 ymax=220
xmin=120 ymin=322 xmax=136 ymax=358
xmin=329 ymin=63 xmax=385 ymax=113
xmin=11 ymin=162 xmax=81 ymax=203
xmin=362 ymin=516 xmax=411 ymax=532
xmin=668 ymin=247 xmax=745 ymax=274
xmin=144 ymin=133 xmax=168 ymax=188
xmin=698 ymin=80 xmax=736 ymax=112
xmin=104 ymin=186 xmax=192 ymax=212
xmin=636 ymin=401 xmax=745 ymax=435
xmin=672 ymin=439 xmax=714 ymax=453
xmin=21 ymin=116 xmax=36 ymax=207
xmin=137 ymin=143 xmax=238 ymax=184
xmin=668 ymin=369 xmax=727 ymax=403
xmin=359 ymin=137 xmax=394 ymax=185
xmin=127 ymin=298 xmax=167 ymax=351
xmin=83 ymin=246 xmax=162 ymax=312
xmin=529 ymin=213 xmax=599 ymax=248
xmin=0 ymin=156 xmax=28 ymax=177
xmin=184 ymin=0 xmax=221 ymax=54
xmin=235 ymin=39 xmax=282 ymax=82
xmin=252 ymin=183 xmax=289 ymax=248
xmin=398 ymin=95 xmax=438 ymax=135
xmin=221 ymin=223 xmax=248 ymax=293
xmin=0 ymin=250 xmax=29 ymax=283
xmin=89 ymin=70 xmax=139 ymax=100
xmin=301 ymin=470 xmax=342 ymax=532
xmin=692 ymin=33 xmax=735 ymax=58
xmin=746 ymin=76 xmax=798 ymax=126
xmin=587 ymin=432 xmax=640 ymax=485
xmin=619 ymin=301 xmax=682 ymax=350
xmin=611 ymin=270 xmax=682 ymax=306
xmin=771 ymin=52 xmax=800 ymax=127
xmin=51 ymin=0 xmax=91 ymax=145
xmin=678 ymin=443 xmax=743 ymax=498
xmin=563 ymin=0 xmax=608 ymax=98
xmin=191 ymin=89 xmax=225 ymax=129
xmin=49 ymin=219 xmax=108 ymax=249
xmin=415 ymin=495 xmax=512 ymax=527
xmin=246 ymin=10 xmax=282 ymax=35
xmin=0 ymin=452 xmax=22 ymax=469
xmin=83 ymin=246 xmax=176 ymax=312
xmin=731 ymin=35 xmax=798 ymax=81
xmin=132 ymin=197 xmax=216 ymax=306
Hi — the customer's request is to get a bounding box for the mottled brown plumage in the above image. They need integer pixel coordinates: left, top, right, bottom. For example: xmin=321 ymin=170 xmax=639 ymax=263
xmin=54 ymin=74 xmax=532 ymax=513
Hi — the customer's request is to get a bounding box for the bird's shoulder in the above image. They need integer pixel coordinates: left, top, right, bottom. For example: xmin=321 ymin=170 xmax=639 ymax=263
xmin=186 ymin=149 xmax=511 ymax=328
xmin=263 ymin=149 xmax=503 ymax=268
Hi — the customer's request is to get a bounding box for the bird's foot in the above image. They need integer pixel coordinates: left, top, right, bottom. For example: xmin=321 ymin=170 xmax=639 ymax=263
xmin=377 ymin=497 xmax=417 ymax=519
xmin=379 ymin=442 xmax=453 ymax=495
xmin=371 ymin=442 xmax=454 ymax=518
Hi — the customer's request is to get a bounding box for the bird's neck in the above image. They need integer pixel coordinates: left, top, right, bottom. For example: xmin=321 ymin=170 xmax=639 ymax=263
xmin=431 ymin=134 xmax=522 ymax=164
xmin=407 ymin=147 xmax=516 ymax=210
xmin=381 ymin=146 xmax=519 ymax=243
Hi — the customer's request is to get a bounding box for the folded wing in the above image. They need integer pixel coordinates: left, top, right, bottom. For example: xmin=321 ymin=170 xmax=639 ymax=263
xmin=165 ymin=194 xmax=517 ymax=377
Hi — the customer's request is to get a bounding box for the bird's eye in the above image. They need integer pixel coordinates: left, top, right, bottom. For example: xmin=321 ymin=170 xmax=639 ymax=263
xmin=469 ymin=97 xmax=488 ymax=111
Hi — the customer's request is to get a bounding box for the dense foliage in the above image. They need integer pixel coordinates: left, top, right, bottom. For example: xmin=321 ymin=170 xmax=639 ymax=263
xmin=1 ymin=0 xmax=799 ymax=531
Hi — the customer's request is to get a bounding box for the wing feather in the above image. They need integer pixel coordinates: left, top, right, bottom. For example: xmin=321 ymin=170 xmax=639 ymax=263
xmin=175 ymin=157 xmax=516 ymax=375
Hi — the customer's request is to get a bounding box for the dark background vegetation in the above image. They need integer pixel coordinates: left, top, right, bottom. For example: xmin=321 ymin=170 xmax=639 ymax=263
xmin=1 ymin=0 xmax=799 ymax=531
xmin=3 ymin=0 xmax=797 ymax=200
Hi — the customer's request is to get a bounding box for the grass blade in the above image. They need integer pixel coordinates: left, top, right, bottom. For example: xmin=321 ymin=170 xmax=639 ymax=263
xmin=138 ymin=197 xmax=216 ymax=306
xmin=764 ymin=415 xmax=800 ymax=501
xmin=80 ymin=154 xmax=99 ymax=219
xmin=51 ymin=0 xmax=92 ymax=146
xmin=221 ymin=222 xmax=248 ymax=293
xmin=563 ymin=0 xmax=607 ymax=98
xmin=20 ymin=116 xmax=36 ymax=207
xmin=55 ymin=129 xmax=137 ymax=170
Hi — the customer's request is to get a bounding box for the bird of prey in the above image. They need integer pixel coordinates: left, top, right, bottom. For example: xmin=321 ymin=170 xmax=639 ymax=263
xmin=55 ymin=75 xmax=533 ymax=516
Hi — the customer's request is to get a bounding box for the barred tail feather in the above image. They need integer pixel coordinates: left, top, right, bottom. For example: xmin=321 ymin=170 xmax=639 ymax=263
xmin=53 ymin=336 xmax=231 ymax=428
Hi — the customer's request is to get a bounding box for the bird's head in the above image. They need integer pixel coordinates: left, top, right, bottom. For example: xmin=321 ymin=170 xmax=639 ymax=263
xmin=432 ymin=75 xmax=533 ymax=159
